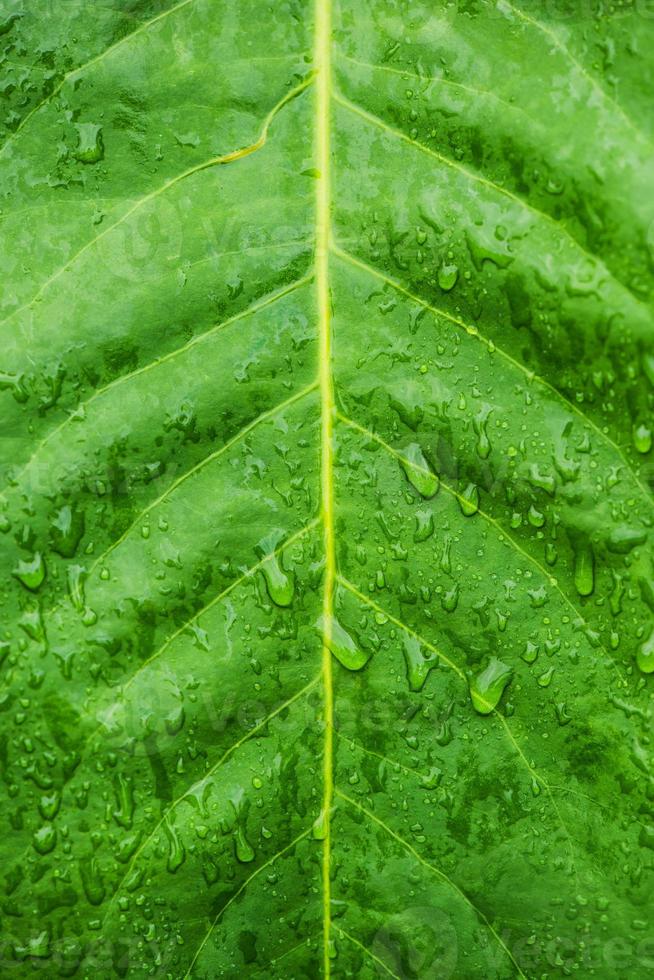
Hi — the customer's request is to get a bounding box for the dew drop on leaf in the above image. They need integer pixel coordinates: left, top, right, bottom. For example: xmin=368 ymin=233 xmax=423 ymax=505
xmin=12 ymin=553 xmax=45 ymax=591
xmin=438 ymin=263 xmax=458 ymax=291
xmin=413 ymin=509 xmax=434 ymax=542
xmin=32 ymin=824 xmax=56 ymax=855
xmin=573 ymin=543 xmax=595 ymax=597
xmin=402 ymin=633 xmax=437 ymax=692
xmin=633 ymin=423 xmax=652 ymax=454
xmin=79 ymin=858 xmax=105 ymax=906
xmin=234 ymin=825 xmax=256 ymax=864
xmin=636 ymin=628 xmax=654 ymax=674
xmin=320 ymin=616 xmax=371 ymax=671
xmin=458 ymin=483 xmax=479 ymax=516
xmin=256 ymin=529 xmax=295 ymax=606
xmin=399 ymin=443 xmax=439 ymax=498
xmin=469 ymin=658 xmax=513 ymax=714
xmin=50 ymin=505 xmax=85 ymax=557
xmin=164 ymin=819 xmax=185 ymax=873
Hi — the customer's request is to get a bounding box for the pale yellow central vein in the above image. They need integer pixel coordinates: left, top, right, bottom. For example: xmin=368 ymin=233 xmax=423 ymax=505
xmin=314 ymin=0 xmax=334 ymax=975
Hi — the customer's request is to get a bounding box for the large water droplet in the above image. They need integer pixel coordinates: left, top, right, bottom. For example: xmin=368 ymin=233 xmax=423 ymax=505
xmin=164 ymin=819 xmax=185 ymax=873
xmin=234 ymin=825 xmax=256 ymax=863
xmin=458 ymin=483 xmax=479 ymax=517
xmin=633 ymin=423 xmax=652 ymax=454
xmin=51 ymin=505 xmax=85 ymax=557
xmin=256 ymin=529 xmax=295 ymax=606
xmin=636 ymin=628 xmax=654 ymax=674
xmin=261 ymin=554 xmax=294 ymax=607
xmin=469 ymin=658 xmax=513 ymax=714
xmin=399 ymin=444 xmax=439 ymax=498
xmin=438 ymin=263 xmax=458 ymax=291
xmin=402 ymin=634 xmax=437 ymax=692
xmin=33 ymin=824 xmax=57 ymax=855
xmin=573 ymin=543 xmax=594 ymax=597
xmin=319 ymin=616 xmax=371 ymax=671
xmin=13 ymin=553 xmax=45 ymax=591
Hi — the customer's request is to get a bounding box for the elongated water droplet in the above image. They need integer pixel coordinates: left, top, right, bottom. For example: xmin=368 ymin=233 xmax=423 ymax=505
xmin=312 ymin=810 xmax=327 ymax=840
xmin=441 ymin=584 xmax=459 ymax=613
xmin=67 ymin=564 xmax=86 ymax=611
xmin=400 ymin=444 xmax=438 ymax=498
xmin=474 ymin=406 xmax=492 ymax=460
xmin=33 ymin=824 xmax=56 ymax=855
xmin=438 ymin=262 xmax=458 ymax=291
xmin=469 ymin=658 xmax=513 ymax=714
xmin=402 ymin=633 xmax=437 ymax=692
xmin=413 ymin=509 xmax=434 ymax=542
xmin=521 ymin=641 xmax=538 ymax=664
xmin=637 ymin=628 xmax=654 ymax=674
xmin=234 ymin=825 xmax=255 ymax=863
xmin=79 ymin=857 xmax=105 ymax=906
xmin=51 ymin=505 xmax=85 ymax=557
xmin=319 ymin=616 xmax=371 ymax=671
xmin=261 ymin=554 xmax=294 ymax=606
xmin=574 ymin=543 xmax=594 ymax=597
xmin=13 ymin=553 xmax=45 ymax=591
xmin=164 ymin=819 xmax=185 ymax=873
xmin=458 ymin=483 xmax=479 ymax=516
xmin=255 ymin=529 xmax=295 ymax=606
xmin=633 ymin=423 xmax=652 ymax=454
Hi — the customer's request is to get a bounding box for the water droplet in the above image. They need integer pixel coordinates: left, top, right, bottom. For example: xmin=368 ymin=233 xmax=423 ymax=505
xmin=636 ymin=628 xmax=654 ymax=674
xmin=474 ymin=406 xmax=492 ymax=459
xmin=458 ymin=483 xmax=479 ymax=517
xmin=413 ymin=509 xmax=434 ymax=542
xmin=399 ymin=444 xmax=439 ymax=498
xmin=312 ymin=810 xmax=327 ymax=840
xmin=12 ymin=553 xmax=45 ymax=591
xmin=521 ymin=641 xmax=538 ymax=664
xmin=608 ymin=526 xmax=647 ymax=554
xmin=64 ymin=564 xmax=85 ymax=611
xmin=234 ymin=825 xmax=255 ymax=863
xmin=633 ymin=423 xmax=652 ymax=454
xmin=112 ymin=774 xmax=135 ymax=829
xmin=438 ymin=263 xmax=458 ymax=291
xmin=255 ymin=529 xmax=295 ymax=606
xmin=50 ymin=505 xmax=84 ymax=557
xmin=402 ymin=634 xmax=437 ymax=692
xmin=164 ymin=819 xmax=185 ymax=873
xmin=33 ymin=824 xmax=57 ymax=855
xmin=79 ymin=857 xmax=105 ymax=906
xmin=74 ymin=122 xmax=104 ymax=163
xmin=469 ymin=658 xmax=513 ymax=714
xmin=261 ymin=554 xmax=294 ymax=607
xmin=441 ymin=584 xmax=459 ymax=613
xmin=319 ymin=616 xmax=371 ymax=671
xmin=573 ymin=543 xmax=594 ymax=597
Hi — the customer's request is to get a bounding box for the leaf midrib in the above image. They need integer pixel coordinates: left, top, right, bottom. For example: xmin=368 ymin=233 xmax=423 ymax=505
xmin=314 ymin=0 xmax=336 ymax=973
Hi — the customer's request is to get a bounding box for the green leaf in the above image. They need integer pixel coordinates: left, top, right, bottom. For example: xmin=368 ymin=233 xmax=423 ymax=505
xmin=1 ymin=1 xmax=653 ymax=977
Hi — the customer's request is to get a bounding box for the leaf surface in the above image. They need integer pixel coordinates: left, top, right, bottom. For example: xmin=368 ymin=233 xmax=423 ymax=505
xmin=1 ymin=1 xmax=653 ymax=977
